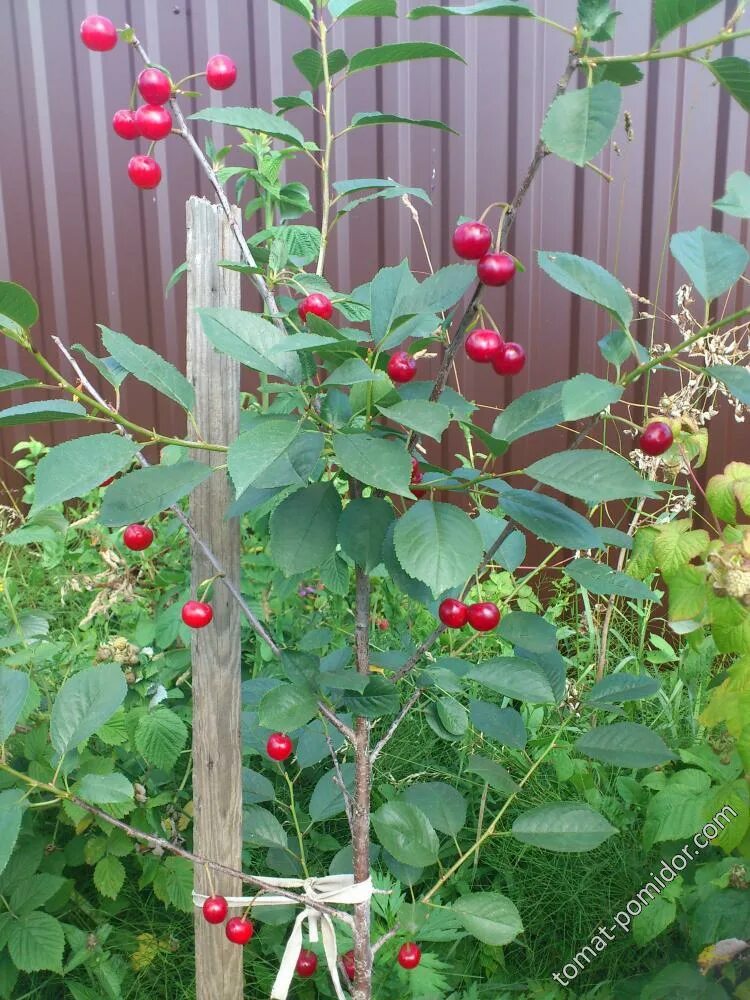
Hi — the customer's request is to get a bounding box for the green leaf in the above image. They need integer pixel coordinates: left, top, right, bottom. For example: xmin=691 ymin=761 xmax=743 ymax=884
xmin=0 ymin=667 xmax=30 ymax=743
xmin=93 ymin=855 xmax=125 ymax=900
xmin=199 ymin=308 xmax=302 ymax=383
xmin=228 ymin=419 xmax=317 ymax=494
xmin=491 ymin=374 xmax=621 ymax=444
xmin=577 ymin=0 xmax=619 ymax=39
xmin=670 ymin=227 xmax=748 ymax=301
xmin=153 ymin=856 xmax=193 ymax=913
xmin=309 ymin=764 xmax=356 ymax=822
xmin=292 ymin=48 xmax=348 ymax=88
xmin=465 ymin=754 xmax=520 ymax=794
xmin=0 ymin=369 xmax=38 ymax=391
xmin=189 ymin=107 xmax=307 ymax=148
xmin=323 ymin=358 xmax=378 ymax=386
xmin=565 ymin=558 xmax=659 ymax=600
xmin=393 ymin=500 xmax=484 ymax=597
xmin=134 ymin=709 xmax=188 ymax=770
xmin=378 ymin=400 xmax=451 ymax=440
xmin=329 ymin=0 xmax=397 ymax=15
xmin=706 ymin=364 xmax=750 ymax=405
xmin=632 ymin=895 xmax=677 ymax=947
xmin=71 ymin=343 xmax=129 ymax=388
xmin=165 ymin=260 xmax=189 ymax=296
xmin=410 ymin=1 xmax=533 ymax=16
xmin=344 ymin=676 xmax=400 ymax=717
xmin=401 ymin=264 xmax=477 ymax=315
xmin=654 ymin=0 xmax=722 ymax=38
xmin=30 ymin=434 xmax=140 ymax=515
xmin=512 ymin=802 xmax=618 ymax=852
xmin=0 ymin=790 xmax=25 ymax=878
xmin=714 ymin=170 xmax=750 ymax=218
xmin=402 ymin=782 xmax=467 ymax=836
xmin=469 ymin=701 xmax=527 ymax=748
xmin=541 ymin=82 xmax=622 ymax=167
xmin=244 ymin=807 xmax=288 ymax=849
xmin=576 ymin=722 xmax=673 ymax=768
xmin=349 ymin=111 xmax=455 ymax=133
xmin=372 ymin=801 xmax=440 ymax=866
xmin=586 ymin=673 xmax=660 ymax=705
xmin=258 ymin=684 xmax=319 ymax=731
xmin=333 ymin=433 xmax=413 ymax=497
xmin=337 ymin=497 xmax=393 ymax=571
xmin=77 ymin=773 xmax=134 ymax=805
xmin=0 ymin=400 xmax=86 ymax=428
xmin=269 ymin=482 xmax=341 ymax=575
xmin=100 ymin=326 xmax=195 ymax=412
xmin=348 ymin=42 xmax=465 ymax=75
xmin=272 ymin=0 xmax=313 ymax=20
xmin=9 ymin=874 xmax=66 ymax=918
xmin=497 ymin=611 xmax=557 ymax=652
xmin=0 ymin=281 xmax=38 ymax=330
xmin=452 ymin=892 xmax=523 ymax=946
xmin=498 ymin=489 xmax=603 ymax=550
xmin=706 ymin=460 xmax=750 ymax=523
xmin=527 ymin=449 xmax=659 ymax=505
xmin=468 ymin=657 xmax=557 ymax=704
xmin=51 ymin=664 xmax=127 ymax=757
xmin=537 ymin=251 xmax=632 ymax=328
xmin=652 ymin=520 xmax=710 ymax=574
xmin=99 ymin=461 xmax=211 ymax=526
xmin=7 ymin=912 xmax=64 ymax=972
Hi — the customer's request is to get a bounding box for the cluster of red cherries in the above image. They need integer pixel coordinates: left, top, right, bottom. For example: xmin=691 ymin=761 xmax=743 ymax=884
xmin=80 ymin=14 xmax=237 ymax=190
xmin=202 ymin=888 xmax=421 ymax=973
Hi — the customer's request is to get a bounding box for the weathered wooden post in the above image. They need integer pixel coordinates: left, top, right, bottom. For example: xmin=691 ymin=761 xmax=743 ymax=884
xmin=186 ymin=196 xmax=244 ymax=999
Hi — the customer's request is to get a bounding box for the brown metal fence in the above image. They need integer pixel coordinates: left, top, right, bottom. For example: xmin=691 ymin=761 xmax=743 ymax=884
xmin=1 ymin=0 xmax=749 ymax=492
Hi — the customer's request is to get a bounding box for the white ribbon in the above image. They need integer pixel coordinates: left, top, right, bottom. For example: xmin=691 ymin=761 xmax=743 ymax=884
xmin=193 ymin=874 xmax=377 ymax=1000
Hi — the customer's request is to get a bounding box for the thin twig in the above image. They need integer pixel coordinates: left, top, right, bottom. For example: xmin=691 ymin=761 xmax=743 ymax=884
xmin=319 ymin=701 xmax=356 ymax=744
xmin=370 ymin=689 xmax=421 ymax=764
xmin=372 ymin=925 xmax=400 ymax=955
xmin=324 ymin=728 xmax=354 ymax=827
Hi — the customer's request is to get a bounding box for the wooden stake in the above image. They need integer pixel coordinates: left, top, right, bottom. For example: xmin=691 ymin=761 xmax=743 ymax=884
xmin=186 ymin=196 xmax=243 ymax=1000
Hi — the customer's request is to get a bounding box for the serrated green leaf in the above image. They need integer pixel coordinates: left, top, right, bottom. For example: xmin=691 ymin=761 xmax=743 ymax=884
xmin=378 ymin=399 xmax=451 ymax=440
xmin=512 ymin=802 xmax=617 ymax=852
xmin=153 ymin=856 xmax=194 ymax=913
xmin=333 ymin=433 xmax=413 ymax=497
xmin=372 ymin=801 xmax=440 ymax=865
xmin=652 ymin=520 xmax=710 ymax=574
xmin=0 ymin=790 xmax=25 ymax=878
xmin=0 ymin=281 xmax=38 ymax=330
xmin=468 ymin=657 xmax=557 ymax=703
xmin=272 ymin=0 xmax=313 ymax=20
xmin=0 ymin=400 xmax=86 ymax=427
xmin=497 ymin=611 xmax=557 ymax=652
xmin=469 ymin=701 xmax=527 ymax=748
xmin=77 ymin=773 xmax=134 ymax=806
xmin=537 ymin=251 xmax=632 ymax=329
xmin=198 ymin=307 xmax=302 ymax=383
xmin=410 ymin=1 xmax=533 ymax=16
xmin=243 ymin=806 xmax=287 ymax=849
xmin=349 ymin=111 xmax=455 ymax=133
xmin=565 ymin=558 xmax=659 ymax=600
xmin=498 ymin=489 xmax=603 ymax=550
xmin=576 ymin=722 xmax=673 ymax=768
xmin=654 ymin=0 xmax=722 ymax=38
xmin=541 ymin=82 xmax=622 ymax=167
xmin=269 ymin=482 xmax=341 ymax=575
xmin=527 ymin=449 xmax=659 ymax=505
xmin=344 ymin=676 xmax=400 ymax=717
xmin=0 ymin=369 xmax=39 ymax=391
xmin=189 ymin=107 xmax=307 ymax=148
xmin=348 ymin=42 xmax=465 ymax=75
xmin=586 ymin=672 xmax=660 ymax=705
xmin=100 ymin=326 xmax=195 ymax=412
xmin=393 ymin=500 xmax=483 ymax=597
xmin=707 ymin=364 xmax=750 ymax=405
xmin=0 ymin=667 xmax=30 ymax=743
xmin=7 ymin=911 xmax=65 ymax=972
xmin=292 ymin=47 xmax=348 ymax=88
xmin=329 ymin=0 xmax=397 ymax=15
xmin=228 ymin=419 xmax=304 ymax=493
xmin=71 ymin=343 xmax=129 ymax=389
xmin=714 ymin=170 xmax=750 ymax=217
xmin=465 ymin=754 xmax=520 ymax=794
xmin=670 ymin=227 xmax=748 ymax=302
xmin=99 ymin=461 xmax=211 ymax=526
xmin=30 ymin=434 xmax=139 ymax=515
xmin=258 ymin=684 xmax=319 ymax=731
xmin=94 ymin=855 xmax=125 ymax=900
xmin=9 ymin=873 xmax=66 ymax=917
xmin=309 ymin=764 xmax=356 ymax=822
xmin=51 ymin=664 xmax=127 ymax=757
xmin=134 ymin=709 xmax=188 ymax=771
xmin=337 ymin=497 xmax=393 ymax=571
xmin=402 ymin=782 xmax=467 ymax=836
xmin=453 ymin=892 xmax=523 ymax=946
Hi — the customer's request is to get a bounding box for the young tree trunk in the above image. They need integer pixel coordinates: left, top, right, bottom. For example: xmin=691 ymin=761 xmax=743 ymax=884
xmin=352 ymin=567 xmax=373 ymax=1000
xmin=186 ymin=197 xmax=244 ymax=1000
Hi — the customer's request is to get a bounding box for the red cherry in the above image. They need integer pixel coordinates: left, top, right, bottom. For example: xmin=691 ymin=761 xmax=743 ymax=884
xmin=137 ymin=68 xmax=172 ymax=105
xmin=452 ymin=221 xmax=492 ymax=261
xmin=492 ymin=342 xmax=526 ymax=376
xmin=80 ymin=15 xmax=117 ymax=52
xmin=296 ymin=949 xmax=318 ymax=978
xmin=267 ymin=732 xmax=293 ymax=762
xmin=225 ymin=917 xmax=254 ymax=945
xmin=99 ymin=475 xmax=115 ymax=488
xmin=342 ymin=950 xmax=356 ymax=981
xmin=465 ymin=328 xmax=503 ymax=363
xmin=181 ymin=601 xmax=213 ymax=629
xmin=202 ymin=896 xmax=228 ymax=925
xmin=376 ymin=618 xmax=390 ymax=631
xmin=135 ymin=104 xmax=173 ymax=141
xmin=477 ymin=252 xmax=517 ymax=287
xmin=206 ymin=54 xmax=237 ymax=90
xmin=298 ymin=293 xmax=333 ymax=323
xmin=128 ymin=155 xmax=162 ymax=190
xmin=638 ymin=421 xmax=673 ymax=457
xmin=439 ymin=598 xmax=469 ymax=629
xmin=387 ymin=351 xmax=417 ymax=384
xmin=467 ymin=602 xmax=500 ymax=632
xmin=397 ymin=943 xmax=422 ymax=970
xmin=123 ymin=524 xmax=154 ymax=551
xmin=112 ymin=109 xmax=140 ymax=140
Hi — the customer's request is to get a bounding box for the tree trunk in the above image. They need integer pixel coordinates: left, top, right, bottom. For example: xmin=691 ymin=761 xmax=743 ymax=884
xmin=186 ymin=196 xmax=244 ymax=1000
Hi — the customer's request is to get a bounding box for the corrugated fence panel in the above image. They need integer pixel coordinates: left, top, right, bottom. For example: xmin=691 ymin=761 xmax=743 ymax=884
xmin=1 ymin=0 xmax=748 ymax=490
